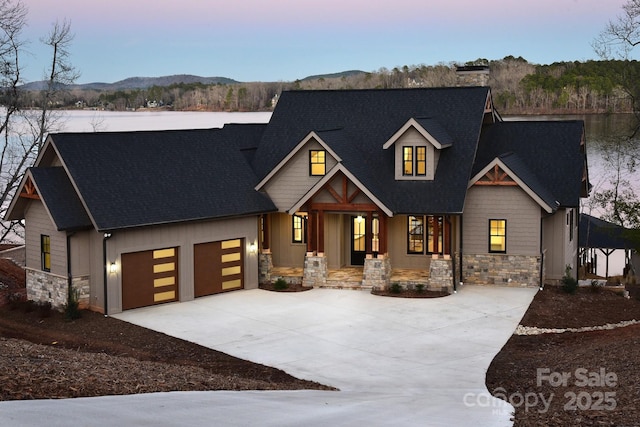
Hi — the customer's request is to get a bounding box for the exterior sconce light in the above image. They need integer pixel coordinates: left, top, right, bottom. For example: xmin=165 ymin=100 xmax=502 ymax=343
xmin=109 ymin=262 xmax=117 ymax=274
xmin=249 ymin=243 xmax=258 ymax=254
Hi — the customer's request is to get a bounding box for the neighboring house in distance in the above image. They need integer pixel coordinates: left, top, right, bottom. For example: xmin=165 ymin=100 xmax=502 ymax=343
xmin=6 ymin=85 xmax=589 ymax=315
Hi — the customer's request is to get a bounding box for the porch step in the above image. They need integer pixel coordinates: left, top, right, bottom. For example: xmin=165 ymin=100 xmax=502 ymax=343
xmin=321 ymin=280 xmax=371 ymax=291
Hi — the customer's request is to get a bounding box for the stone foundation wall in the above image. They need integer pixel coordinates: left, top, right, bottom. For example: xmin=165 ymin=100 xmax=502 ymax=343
xmin=72 ymin=275 xmax=91 ymax=309
xmin=362 ymin=255 xmax=391 ymax=289
xmin=462 ymin=254 xmax=541 ymax=287
xmin=303 ymin=254 xmax=327 ymax=287
xmin=26 ymin=269 xmax=91 ymax=310
xmin=26 ymin=268 xmax=68 ymax=309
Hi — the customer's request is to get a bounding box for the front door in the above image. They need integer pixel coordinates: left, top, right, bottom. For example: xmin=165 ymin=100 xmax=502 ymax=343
xmin=351 ymin=216 xmax=366 ymax=266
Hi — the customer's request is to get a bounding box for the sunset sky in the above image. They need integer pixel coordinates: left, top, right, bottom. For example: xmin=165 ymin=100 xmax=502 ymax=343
xmin=19 ymin=0 xmax=628 ymax=84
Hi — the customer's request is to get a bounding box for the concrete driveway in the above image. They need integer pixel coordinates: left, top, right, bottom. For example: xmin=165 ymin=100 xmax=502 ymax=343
xmin=0 ymin=285 xmax=536 ymax=426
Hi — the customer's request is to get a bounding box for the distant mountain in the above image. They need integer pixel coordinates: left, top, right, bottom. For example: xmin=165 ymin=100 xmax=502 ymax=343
xmin=301 ymin=70 xmax=366 ymax=81
xmin=20 ymin=74 xmax=239 ymax=91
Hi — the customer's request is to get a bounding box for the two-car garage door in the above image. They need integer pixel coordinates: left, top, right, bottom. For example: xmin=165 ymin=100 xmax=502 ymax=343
xmin=121 ymin=238 xmax=244 ymax=311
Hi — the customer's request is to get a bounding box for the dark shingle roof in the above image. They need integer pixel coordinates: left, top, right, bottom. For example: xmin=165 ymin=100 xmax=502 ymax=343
xmin=580 ymin=214 xmax=636 ymax=249
xmin=29 ymin=167 xmax=93 ymax=231
xmin=474 ymin=121 xmax=585 ymax=208
xmin=254 ymin=87 xmax=490 ymax=214
xmin=51 ymin=126 xmax=275 ymax=231
xmin=498 ymin=152 xmax=559 ymax=211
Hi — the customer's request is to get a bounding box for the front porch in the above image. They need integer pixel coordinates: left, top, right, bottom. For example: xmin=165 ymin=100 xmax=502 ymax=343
xmin=269 ymin=265 xmax=433 ymax=291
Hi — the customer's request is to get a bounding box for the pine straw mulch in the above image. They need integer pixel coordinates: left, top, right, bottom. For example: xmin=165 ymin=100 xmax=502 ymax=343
xmin=487 ymin=285 xmax=640 ymax=426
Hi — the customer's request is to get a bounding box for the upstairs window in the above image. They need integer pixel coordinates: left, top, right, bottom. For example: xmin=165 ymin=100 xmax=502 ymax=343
xmin=292 ymin=213 xmax=308 ymax=244
xmin=41 ymin=235 xmax=51 ymax=272
xmin=403 ymin=146 xmax=427 ymax=176
xmin=489 ymin=219 xmax=507 ymax=253
xmin=403 ymin=147 xmax=413 ymax=175
xmin=309 ymin=150 xmax=326 ymax=176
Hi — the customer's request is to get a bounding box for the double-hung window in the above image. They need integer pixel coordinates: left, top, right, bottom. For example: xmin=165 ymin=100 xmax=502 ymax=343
xmin=403 ymin=146 xmax=427 ymax=176
xmin=407 ymin=215 xmax=443 ymax=254
xmin=489 ymin=219 xmax=507 ymax=253
xmin=41 ymin=235 xmax=51 ymax=272
xmin=309 ymin=150 xmax=326 ymax=176
xmin=292 ymin=213 xmax=308 ymax=244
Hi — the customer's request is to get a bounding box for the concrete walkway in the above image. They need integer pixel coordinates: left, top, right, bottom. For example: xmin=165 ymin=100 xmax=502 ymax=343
xmin=0 ymin=285 xmax=537 ymax=426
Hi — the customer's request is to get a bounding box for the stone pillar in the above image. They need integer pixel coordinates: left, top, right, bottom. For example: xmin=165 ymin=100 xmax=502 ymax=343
xmin=259 ymin=250 xmax=273 ymax=285
xmin=362 ymin=254 xmax=391 ymax=290
xmin=429 ymin=255 xmax=453 ymax=293
xmin=303 ymin=253 xmax=327 ymax=287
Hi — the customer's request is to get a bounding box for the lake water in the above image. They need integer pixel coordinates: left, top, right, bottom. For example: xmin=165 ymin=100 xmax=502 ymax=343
xmin=33 ymin=111 xmax=640 ymax=275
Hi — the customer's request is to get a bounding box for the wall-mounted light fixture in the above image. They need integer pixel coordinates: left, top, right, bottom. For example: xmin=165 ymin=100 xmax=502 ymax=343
xmin=109 ymin=262 xmax=117 ymax=274
xmin=249 ymin=242 xmax=258 ymax=254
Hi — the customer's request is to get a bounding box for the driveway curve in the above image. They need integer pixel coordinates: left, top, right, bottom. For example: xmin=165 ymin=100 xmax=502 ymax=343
xmin=0 ymin=285 xmax=536 ymax=426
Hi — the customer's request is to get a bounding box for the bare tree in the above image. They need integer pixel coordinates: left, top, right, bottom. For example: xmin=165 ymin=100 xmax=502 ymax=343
xmin=0 ymin=1 xmax=78 ymax=241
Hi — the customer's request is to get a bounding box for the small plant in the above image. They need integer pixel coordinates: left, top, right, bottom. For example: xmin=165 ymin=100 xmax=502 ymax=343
xmin=37 ymin=300 xmax=52 ymax=318
xmin=561 ymin=265 xmax=578 ymax=294
xmin=390 ymin=283 xmax=402 ymax=294
xmin=590 ymin=279 xmax=603 ymax=294
xmin=415 ymin=284 xmax=425 ymax=294
xmin=64 ymin=286 xmax=81 ymax=320
xmin=273 ymin=278 xmax=288 ymax=290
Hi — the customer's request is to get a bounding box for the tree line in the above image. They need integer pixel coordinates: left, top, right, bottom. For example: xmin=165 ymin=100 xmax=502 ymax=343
xmin=14 ymin=57 xmax=640 ymax=115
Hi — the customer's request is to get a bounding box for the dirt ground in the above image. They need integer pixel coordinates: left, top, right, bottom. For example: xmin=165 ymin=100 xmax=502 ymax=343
xmin=487 ymin=285 xmax=640 ymax=426
xmin=2 ymin=258 xmax=640 ymax=426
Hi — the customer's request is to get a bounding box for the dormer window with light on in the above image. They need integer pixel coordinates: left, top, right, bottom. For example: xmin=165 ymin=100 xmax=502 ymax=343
xmin=384 ymin=118 xmax=453 ymax=181
xmin=403 ymin=146 xmax=426 ymax=176
xmin=309 ymin=150 xmax=326 ymax=176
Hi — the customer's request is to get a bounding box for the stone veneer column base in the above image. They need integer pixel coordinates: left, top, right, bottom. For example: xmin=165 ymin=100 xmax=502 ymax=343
xmin=303 ymin=254 xmax=327 ymax=287
xmin=429 ymin=256 xmax=453 ymax=293
xmin=462 ymin=254 xmax=541 ymax=287
xmin=259 ymin=251 xmax=273 ymax=285
xmin=362 ymin=255 xmax=391 ymax=290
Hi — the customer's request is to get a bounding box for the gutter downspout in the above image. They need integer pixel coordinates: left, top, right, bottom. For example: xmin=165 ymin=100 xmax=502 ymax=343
xmin=66 ymin=232 xmax=74 ymax=307
xmin=448 ymin=216 xmax=456 ymax=293
xmin=459 ymin=215 xmax=464 ymax=291
xmin=103 ymin=232 xmax=112 ymax=317
xmin=539 ymin=217 xmax=544 ymax=290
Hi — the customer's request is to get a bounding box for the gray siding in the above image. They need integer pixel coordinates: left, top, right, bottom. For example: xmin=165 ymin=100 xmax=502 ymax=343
xmin=24 ymin=201 xmax=67 ymax=276
xmin=102 ymin=216 xmax=260 ymax=314
xmin=263 ymin=139 xmax=338 ymax=211
xmin=463 ymin=186 xmax=542 ymax=256
xmin=542 ymin=208 xmax=578 ymax=280
xmin=269 ymin=213 xmax=307 ymax=268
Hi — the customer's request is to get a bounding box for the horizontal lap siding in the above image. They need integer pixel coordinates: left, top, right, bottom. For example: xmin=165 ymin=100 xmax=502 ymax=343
xmin=24 ymin=201 xmax=67 ymax=275
xmin=463 ymin=186 xmax=541 ymax=255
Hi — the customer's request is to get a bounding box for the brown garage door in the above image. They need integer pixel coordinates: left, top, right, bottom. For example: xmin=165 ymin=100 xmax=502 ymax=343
xmin=194 ymin=238 xmax=244 ymax=298
xmin=122 ymin=247 xmax=179 ymax=310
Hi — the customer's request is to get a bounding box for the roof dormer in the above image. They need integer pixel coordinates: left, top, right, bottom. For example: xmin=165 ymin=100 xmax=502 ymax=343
xmin=383 ymin=118 xmax=453 ymax=181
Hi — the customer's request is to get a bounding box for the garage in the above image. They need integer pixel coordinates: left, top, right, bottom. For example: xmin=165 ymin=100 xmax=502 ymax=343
xmin=194 ymin=238 xmax=244 ymax=297
xmin=122 ymin=247 xmax=179 ymax=310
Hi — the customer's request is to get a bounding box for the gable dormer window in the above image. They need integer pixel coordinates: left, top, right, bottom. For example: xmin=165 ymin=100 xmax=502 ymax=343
xmin=403 ymin=146 xmax=427 ymax=176
xmin=309 ymin=150 xmax=326 ymax=176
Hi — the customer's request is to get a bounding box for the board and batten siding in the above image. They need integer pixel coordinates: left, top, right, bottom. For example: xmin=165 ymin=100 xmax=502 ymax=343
xmin=463 ymin=186 xmax=542 ymax=255
xmin=103 ymin=216 xmax=260 ymax=314
xmin=263 ymin=139 xmax=338 ymax=211
xmin=24 ymin=201 xmax=67 ymax=276
xmin=269 ymin=213 xmax=308 ymax=268
xmin=542 ymin=208 xmax=578 ymax=280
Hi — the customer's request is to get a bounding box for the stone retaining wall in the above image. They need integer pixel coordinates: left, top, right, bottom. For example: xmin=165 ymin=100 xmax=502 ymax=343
xmin=26 ymin=269 xmax=90 ymax=310
xmin=461 ymin=254 xmax=541 ymax=287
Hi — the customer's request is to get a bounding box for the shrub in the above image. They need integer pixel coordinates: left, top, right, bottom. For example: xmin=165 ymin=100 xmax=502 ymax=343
xmin=561 ymin=266 xmax=578 ymax=294
xmin=590 ymin=279 xmax=603 ymax=294
xmin=415 ymin=284 xmax=425 ymax=293
xmin=273 ymin=278 xmax=288 ymax=290
xmin=64 ymin=287 xmax=81 ymax=320
xmin=37 ymin=300 xmax=52 ymax=318
xmin=390 ymin=283 xmax=402 ymax=294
